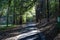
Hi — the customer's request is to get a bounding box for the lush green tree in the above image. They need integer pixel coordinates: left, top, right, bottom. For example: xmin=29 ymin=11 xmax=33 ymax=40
xmin=0 ymin=0 xmax=37 ymax=25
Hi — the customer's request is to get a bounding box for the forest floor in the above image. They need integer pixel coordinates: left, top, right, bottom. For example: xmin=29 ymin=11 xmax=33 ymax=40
xmin=54 ymin=32 xmax=60 ymax=40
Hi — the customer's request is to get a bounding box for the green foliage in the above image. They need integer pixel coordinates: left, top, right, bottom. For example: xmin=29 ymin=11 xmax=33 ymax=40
xmin=0 ymin=0 xmax=36 ymax=25
xmin=49 ymin=0 xmax=59 ymax=18
xmin=0 ymin=0 xmax=36 ymax=14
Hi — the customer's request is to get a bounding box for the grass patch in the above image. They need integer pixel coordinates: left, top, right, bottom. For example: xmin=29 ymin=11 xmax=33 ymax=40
xmin=0 ymin=25 xmax=17 ymax=31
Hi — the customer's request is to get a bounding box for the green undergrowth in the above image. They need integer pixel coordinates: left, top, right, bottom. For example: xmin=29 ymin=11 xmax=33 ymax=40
xmin=0 ymin=25 xmax=16 ymax=31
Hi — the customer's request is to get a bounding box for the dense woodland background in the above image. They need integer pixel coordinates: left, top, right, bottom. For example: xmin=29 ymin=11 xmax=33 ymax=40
xmin=0 ymin=0 xmax=59 ymax=30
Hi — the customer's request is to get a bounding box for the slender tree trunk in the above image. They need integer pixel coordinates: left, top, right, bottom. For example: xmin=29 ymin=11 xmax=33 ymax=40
xmin=59 ymin=0 xmax=60 ymax=16
xmin=19 ymin=15 xmax=22 ymax=25
xmin=19 ymin=0 xmax=23 ymax=25
xmin=47 ymin=0 xmax=49 ymax=22
xmin=36 ymin=0 xmax=41 ymax=23
xmin=13 ymin=0 xmax=16 ymax=24
xmin=7 ymin=0 xmax=11 ymax=27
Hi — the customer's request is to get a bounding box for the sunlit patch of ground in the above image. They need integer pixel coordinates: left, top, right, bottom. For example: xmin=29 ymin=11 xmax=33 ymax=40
xmin=3 ymin=30 xmax=40 ymax=40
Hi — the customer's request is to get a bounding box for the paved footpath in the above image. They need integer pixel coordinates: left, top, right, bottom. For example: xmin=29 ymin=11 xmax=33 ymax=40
xmin=2 ymin=30 xmax=40 ymax=40
xmin=0 ymin=23 xmax=38 ymax=40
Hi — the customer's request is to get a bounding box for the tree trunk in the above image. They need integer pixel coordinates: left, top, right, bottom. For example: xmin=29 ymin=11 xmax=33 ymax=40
xmin=47 ymin=0 xmax=49 ymax=22
xmin=19 ymin=15 xmax=22 ymax=25
xmin=59 ymin=0 xmax=60 ymax=16
xmin=36 ymin=0 xmax=41 ymax=23
xmin=7 ymin=0 xmax=11 ymax=26
xmin=13 ymin=0 xmax=16 ymax=24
